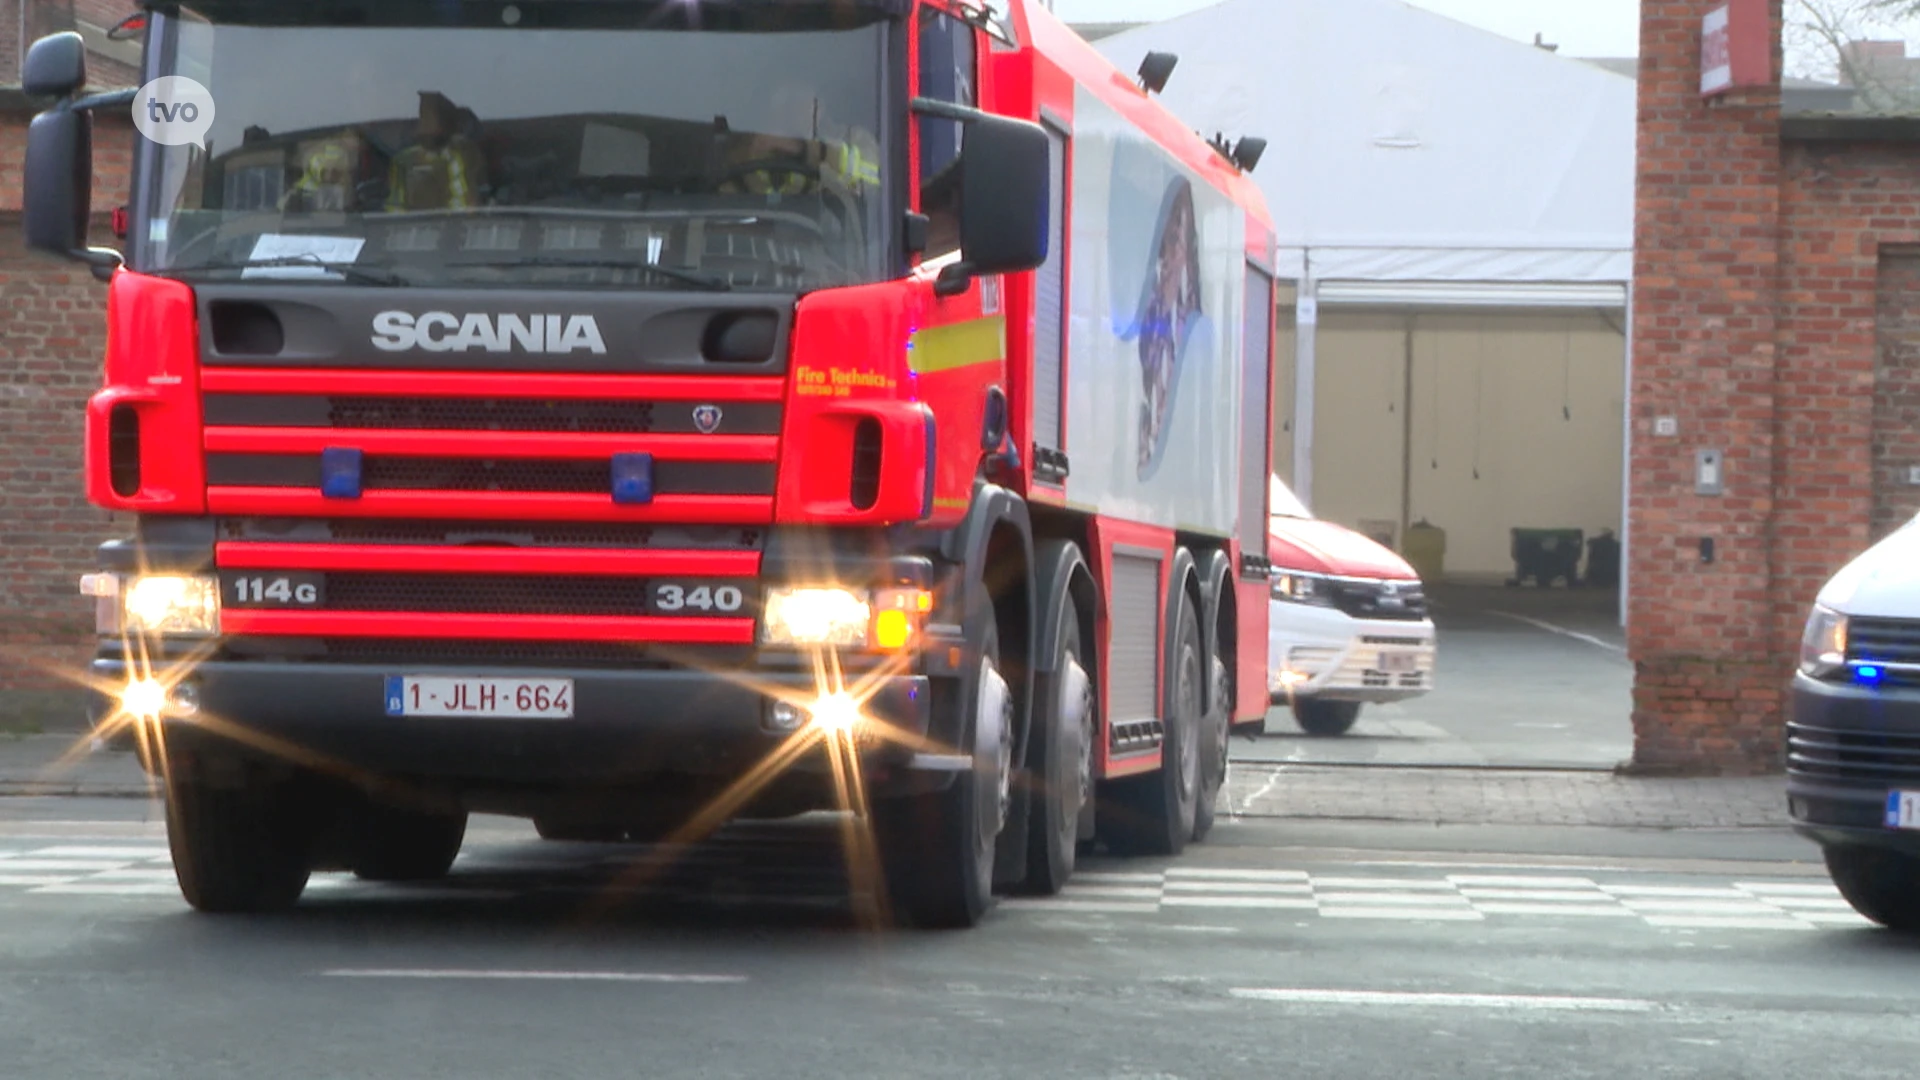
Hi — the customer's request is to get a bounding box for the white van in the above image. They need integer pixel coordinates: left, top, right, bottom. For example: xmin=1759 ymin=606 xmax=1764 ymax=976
xmin=1788 ymin=515 xmax=1920 ymax=930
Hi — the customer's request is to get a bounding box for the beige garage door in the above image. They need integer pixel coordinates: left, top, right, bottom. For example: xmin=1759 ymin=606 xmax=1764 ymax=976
xmin=1307 ymin=310 xmax=1626 ymax=581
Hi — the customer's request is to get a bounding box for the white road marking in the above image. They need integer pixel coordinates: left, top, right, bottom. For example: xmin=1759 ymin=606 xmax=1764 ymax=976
xmin=0 ymin=859 xmax=134 ymax=872
xmin=1318 ymin=908 xmax=1486 ymax=922
xmin=1620 ymin=900 xmax=1793 ymax=915
xmin=81 ymin=869 xmax=178 ymax=882
xmin=1312 ymin=877 xmax=1460 ymax=891
xmin=1795 ymin=911 xmax=1876 ymax=926
xmin=1489 ymin=611 xmax=1628 ymax=654
xmin=31 ymin=883 xmax=183 ymax=896
xmin=28 ymin=846 xmax=170 ymax=859
xmin=1163 ymin=896 xmax=1318 ymax=909
xmin=1762 ymin=897 xmax=1856 ymax=911
xmin=1165 ymin=868 xmax=1310 ymax=882
xmin=1163 ymin=881 xmax=1311 ymax=894
xmin=322 ymin=969 xmax=747 ymax=984
xmin=1735 ymin=882 xmax=1842 ymax=897
xmin=1315 ymin=892 xmax=1474 ymax=907
xmin=1456 ymin=889 xmax=1616 ymax=902
xmin=1472 ymin=903 xmax=1640 ymax=918
xmin=1231 ymin=988 xmax=1656 ymax=1012
xmin=1447 ymin=875 xmax=1599 ymax=889
xmin=1603 ymin=886 xmax=1751 ymax=899
xmin=1644 ymin=916 xmax=1812 ymax=931
xmin=0 ymin=874 xmax=81 ymax=886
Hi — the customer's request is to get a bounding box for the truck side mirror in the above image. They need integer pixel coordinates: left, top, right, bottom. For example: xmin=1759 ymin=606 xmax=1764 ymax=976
xmin=23 ymin=31 xmax=87 ymax=98
xmin=24 ymin=106 xmax=98 ymax=264
xmin=22 ymin=33 xmax=121 ymax=280
xmin=957 ymin=114 xmax=1050 ymax=278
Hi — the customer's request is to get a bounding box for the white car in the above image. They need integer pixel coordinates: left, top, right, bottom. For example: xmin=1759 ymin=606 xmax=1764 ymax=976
xmin=1265 ymin=477 xmax=1437 ymax=736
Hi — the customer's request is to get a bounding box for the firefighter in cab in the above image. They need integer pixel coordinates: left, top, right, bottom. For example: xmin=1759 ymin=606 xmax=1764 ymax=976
xmin=720 ymin=85 xmax=879 ymax=198
xmin=386 ymin=90 xmax=489 ymax=211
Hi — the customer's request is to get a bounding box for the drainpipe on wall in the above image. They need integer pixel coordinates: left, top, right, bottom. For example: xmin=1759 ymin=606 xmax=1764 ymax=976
xmin=1293 ymin=250 xmax=1318 ymax=510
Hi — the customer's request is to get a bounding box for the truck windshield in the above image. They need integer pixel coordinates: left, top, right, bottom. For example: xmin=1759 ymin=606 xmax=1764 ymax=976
xmin=134 ymin=6 xmax=895 ymax=293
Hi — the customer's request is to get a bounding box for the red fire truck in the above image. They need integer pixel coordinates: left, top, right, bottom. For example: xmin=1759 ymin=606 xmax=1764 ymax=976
xmin=22 ymin=0 xmax=1276 ymax=927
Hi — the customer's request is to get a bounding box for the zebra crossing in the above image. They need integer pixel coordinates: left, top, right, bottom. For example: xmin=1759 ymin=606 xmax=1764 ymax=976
xmin=1006 ymin=866 xmax=1872 ymax=931
xmin=0 ymin=840 xmax=1873 ymax=932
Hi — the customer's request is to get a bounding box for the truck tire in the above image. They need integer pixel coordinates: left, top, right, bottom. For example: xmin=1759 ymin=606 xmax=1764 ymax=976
xmin=1825 ymin=845 xmax=1920 ymax=931
xmin=875 ymin=616 xmax=1011 ymax=929
xmin=1103 ymin=598 xmax=1203 ymax=857
xmin=351 ymin=802 xmax=468 ymax=882
xmin=1295 ymin=700 xmax=1360 ymax=737
xmin=1018 ymin=607 xmax=1094 ymax=896
xmin=1192 ymin=654 xmax=1232 ymax=843
xmin=165 ymin=775 xmax=312 ymax=914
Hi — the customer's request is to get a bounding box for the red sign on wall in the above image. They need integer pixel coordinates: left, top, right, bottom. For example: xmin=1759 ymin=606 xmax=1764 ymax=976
xmin=1701 ymin=0 xmax=1771 ymax=98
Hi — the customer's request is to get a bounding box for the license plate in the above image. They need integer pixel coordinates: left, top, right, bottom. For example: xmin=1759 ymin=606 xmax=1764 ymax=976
xmin=1376 ymin=652 xmax=1421 ymax=674
xmin=1887 ymin=791 xmax=1920 ymax=830
xmin=385 ymin=676 xmax=574 ymax=719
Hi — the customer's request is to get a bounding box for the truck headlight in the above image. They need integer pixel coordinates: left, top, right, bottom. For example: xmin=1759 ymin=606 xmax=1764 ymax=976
xmin=762 ymin=588 xmax=871 ymax=647
xmin=122 ymin=575 xmax=221 ymax=637
xmin=1799 ymin=606 xmax=1848 ymax=678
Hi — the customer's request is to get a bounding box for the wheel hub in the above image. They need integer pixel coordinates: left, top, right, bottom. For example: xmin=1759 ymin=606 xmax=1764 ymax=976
xmin=1062 ymin=658 xmax=1094 ymax=812
xmin=975 ymin=658 xmax=1015 ymax=838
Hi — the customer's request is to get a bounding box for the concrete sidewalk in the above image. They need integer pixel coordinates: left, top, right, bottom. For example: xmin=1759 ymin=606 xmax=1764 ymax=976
xmin=0 ymin=735 xmax=153 ymax=797
xmin=0 ymin=730 xmax=1793 ymax=831
xmin=1224 ymin=762 xmax=1788 ymax=829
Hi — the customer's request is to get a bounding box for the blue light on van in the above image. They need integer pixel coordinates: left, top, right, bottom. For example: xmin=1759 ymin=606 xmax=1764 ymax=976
xmin=1855 ymin=665 xmax=1886 ymax=686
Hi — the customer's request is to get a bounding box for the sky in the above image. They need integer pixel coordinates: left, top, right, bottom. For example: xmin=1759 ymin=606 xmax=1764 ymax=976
xmin=1049 ymin=0 xmax=1645 ymax=58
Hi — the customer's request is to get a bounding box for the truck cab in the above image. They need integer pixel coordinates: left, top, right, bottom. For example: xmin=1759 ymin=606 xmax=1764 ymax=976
xmin=20 ymin=0 xmax=1277 ymax=928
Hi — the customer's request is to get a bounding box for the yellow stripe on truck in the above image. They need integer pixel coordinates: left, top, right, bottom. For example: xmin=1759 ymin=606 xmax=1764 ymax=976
xmin=910 ymin=316 xmax=1006 ymax=375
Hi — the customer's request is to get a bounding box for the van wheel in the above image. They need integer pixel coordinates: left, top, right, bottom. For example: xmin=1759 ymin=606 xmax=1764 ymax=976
xmin=1825 ymin=846 xmax=1920 ymax=931
xmin=1295 ymin=700 xmax=1361 ymax=737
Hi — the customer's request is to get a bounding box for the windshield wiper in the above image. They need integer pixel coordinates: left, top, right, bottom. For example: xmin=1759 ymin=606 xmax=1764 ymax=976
xmin=165 ymin=256 xmax=413 ymax=287
xmin=450 ymin=257 xmax=734 ymax=292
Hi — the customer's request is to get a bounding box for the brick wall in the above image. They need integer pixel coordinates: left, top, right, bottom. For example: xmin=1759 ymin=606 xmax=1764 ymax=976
xmin=1873 ymin=251 xmax=1920 ymax=537
xmin=1630 ymin=0 xmax=1790 ymax=773
xmin=0 ymin=105 xmax=132 ymax=704
xmin=1635 ymin=1 xmax=1920 ymax=773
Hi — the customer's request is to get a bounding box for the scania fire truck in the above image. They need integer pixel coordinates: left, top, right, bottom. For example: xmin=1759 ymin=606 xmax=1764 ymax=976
xmin=22 ymin=0 xmax=1278 ymax=927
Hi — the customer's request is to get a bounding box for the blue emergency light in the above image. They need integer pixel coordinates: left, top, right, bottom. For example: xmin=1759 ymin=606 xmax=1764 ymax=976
xmin=320 ymin=447 xmax=364 ymax=500
xmin=612 ymin=453 xmax=655 ymax=506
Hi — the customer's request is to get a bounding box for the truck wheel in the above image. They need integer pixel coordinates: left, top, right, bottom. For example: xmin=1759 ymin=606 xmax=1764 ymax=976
xmin=1295 ymin=700 xmax=1360 ymax=737
xmin=1825 ymin=846 xmax=1920 ymax=931
xmin=165 ymin=774 xmax=313 ymax=914
xmin=1017 ymin=607 xmax=1094 ymax=896
xmin=351 ymin=801 xmax=467 ymax=882
xmin=1104 ymin=598 xmax=1202 ymax=856
xmin=875 ymin=616 xmax=1011 ymax=929
xmin=1193 ymin=653 xmax=1232 ymax=843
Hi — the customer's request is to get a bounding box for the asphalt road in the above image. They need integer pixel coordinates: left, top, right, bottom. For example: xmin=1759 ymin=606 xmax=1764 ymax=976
xmin=1247 ymin=584 xmax=1635 ymax=770
xmin=1 ymin=798 xmax=1915 ymax=1079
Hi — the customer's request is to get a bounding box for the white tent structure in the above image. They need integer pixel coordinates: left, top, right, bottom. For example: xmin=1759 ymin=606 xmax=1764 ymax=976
xmin=1097 ymin=1 xmax=1636 ymax=590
